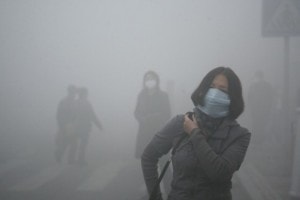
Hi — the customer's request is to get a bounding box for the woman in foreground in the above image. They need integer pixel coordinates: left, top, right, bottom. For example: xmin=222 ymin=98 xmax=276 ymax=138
xmin=141 ymin=66 xmax=251 ymax=200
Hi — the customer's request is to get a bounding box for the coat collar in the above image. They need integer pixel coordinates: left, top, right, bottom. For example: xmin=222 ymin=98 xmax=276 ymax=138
xmin=209 ymin=119 xmax=238 ymax=139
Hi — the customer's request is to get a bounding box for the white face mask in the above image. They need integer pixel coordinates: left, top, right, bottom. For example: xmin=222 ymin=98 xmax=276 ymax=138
xmin=145 ymin=80 xmax=157 ymax=89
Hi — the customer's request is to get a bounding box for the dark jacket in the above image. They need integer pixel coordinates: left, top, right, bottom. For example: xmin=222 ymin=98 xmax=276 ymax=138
xmin=134 ymin=89 xmax=171 ymax=158
xmin=56 ymin=96 xmax=77 ymax=131
xmin=141 ymin=115 xmax=251 ymax=200
xmin=74 ymin=98 xmax=101 ymax=136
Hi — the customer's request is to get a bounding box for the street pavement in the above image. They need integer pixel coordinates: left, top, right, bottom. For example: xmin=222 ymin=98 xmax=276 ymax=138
xmin=1 ymin=122 xmax=294 ymax=200
xmin=0 ymin=150 xmax=253 ymax=200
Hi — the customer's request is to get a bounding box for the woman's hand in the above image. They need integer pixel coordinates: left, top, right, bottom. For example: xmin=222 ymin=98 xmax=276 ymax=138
xmin=183 ymin=114 xmax=199 ymax=135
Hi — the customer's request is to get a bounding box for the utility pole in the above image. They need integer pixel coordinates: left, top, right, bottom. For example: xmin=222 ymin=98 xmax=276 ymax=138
xmin=262 ymin=1 xmax=300 ymax=199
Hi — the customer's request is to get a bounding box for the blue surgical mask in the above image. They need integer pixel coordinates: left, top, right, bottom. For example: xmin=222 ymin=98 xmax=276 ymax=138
xmin=197 ymin=88 xmax=230 ymax=118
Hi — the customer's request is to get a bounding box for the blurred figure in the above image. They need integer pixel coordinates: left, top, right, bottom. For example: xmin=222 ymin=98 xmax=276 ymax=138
xmin=54 ymin=85 xmax=78 ymax=163
xmin=289 ymin=87 xmax=300 ymax=200
xmin=69 ymin=87 xmax=103 ymax=165
xmin=134 ymin=70 xmax=172 ymax=196
xmin=247 ymin=70 xmax=275 ymax=145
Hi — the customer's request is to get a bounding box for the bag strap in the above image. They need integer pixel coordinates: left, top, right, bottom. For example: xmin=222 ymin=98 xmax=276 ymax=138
xmin=149 ymin=133 xmax=187 ymax=200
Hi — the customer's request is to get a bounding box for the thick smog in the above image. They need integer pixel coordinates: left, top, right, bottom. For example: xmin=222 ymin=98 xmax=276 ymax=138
xmin=0 ymin=1 xmax=300 ymax=200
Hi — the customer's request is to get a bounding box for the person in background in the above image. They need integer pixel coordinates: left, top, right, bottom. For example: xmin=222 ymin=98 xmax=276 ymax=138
xmin=289 ymin=86 xmax=300 ymax=200
xmin=55 ymin=85 xmax=78 ymax=163
xmin=247 ymin=70 xmax=274 ymax=145
xmin=69 ymin=87 xmax=103 ymax=165
xmin=142 ymin=67 xmax=251 ymax=200
xmin=134 ymin=70 xmax=172 ymax=196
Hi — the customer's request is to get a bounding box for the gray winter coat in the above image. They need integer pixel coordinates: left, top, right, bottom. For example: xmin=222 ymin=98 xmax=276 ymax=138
xmin=141 ymin=114 xmax=251 ymax=200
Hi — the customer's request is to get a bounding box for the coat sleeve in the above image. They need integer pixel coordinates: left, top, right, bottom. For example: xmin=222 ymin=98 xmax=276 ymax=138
xmin=189 ymin=127 xmax=251 ymax=182
xmin=134 ymin=92 xmax=145 ymax=122
xmin=141 ymin=115 xmax=184 ymax=200
xmin=56 ymin=101 xmax=66 ymax=129
xmin=91 ymin=110 xmax=102 ymax=130
xmin=161 ymin=92 xmax=171 ymax=121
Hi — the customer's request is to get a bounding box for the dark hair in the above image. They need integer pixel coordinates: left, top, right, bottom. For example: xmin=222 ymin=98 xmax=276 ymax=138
xmin=143 ymin=70 xmax=160 ymax=88
xmin=191 ymin=66 xmax=244 ymax=120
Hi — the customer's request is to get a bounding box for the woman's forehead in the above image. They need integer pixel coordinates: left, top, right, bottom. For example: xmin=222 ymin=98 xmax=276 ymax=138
xmin=213 ymin=74 xmax=227 ymax=82
xmin=212 ymin=74 xmax=229 ymax=88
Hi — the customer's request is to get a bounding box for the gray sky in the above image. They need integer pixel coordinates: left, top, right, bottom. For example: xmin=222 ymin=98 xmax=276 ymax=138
xmin=1 ymin=0 xmax=300 ymax=155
